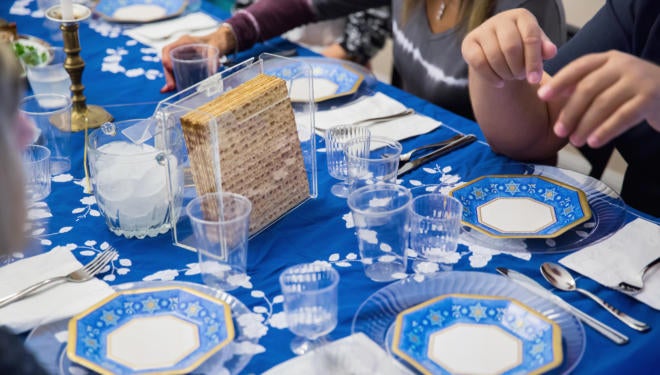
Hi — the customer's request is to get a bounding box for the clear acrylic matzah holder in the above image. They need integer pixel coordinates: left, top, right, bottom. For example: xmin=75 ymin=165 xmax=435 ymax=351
xmin=155 ymin=53 xmax=318 ymax=251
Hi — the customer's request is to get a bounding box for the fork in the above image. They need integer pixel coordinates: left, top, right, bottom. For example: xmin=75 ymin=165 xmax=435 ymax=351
xmin=0 ymin=247 xmax=118 ymax=309
xmin=617 ymin=256 xmax=660 ymax=294
xmin=352 ymin=108 xmax=415 ymax=127
xmin=398 ymin=134 xmax=464 ymax=164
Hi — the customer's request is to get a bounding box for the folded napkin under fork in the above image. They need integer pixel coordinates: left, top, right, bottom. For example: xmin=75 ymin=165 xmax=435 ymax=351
xmin=307 ymin=92 xmax=442 ymax=142
xmin=0 ymin=247 xmax=115 ymax=333
xmin=560 ymin=217 xmax=660 ymax=310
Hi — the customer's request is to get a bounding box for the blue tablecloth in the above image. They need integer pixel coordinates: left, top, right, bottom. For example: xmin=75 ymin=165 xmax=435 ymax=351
xmin=4 ymin=1 xmax=660 ymax=374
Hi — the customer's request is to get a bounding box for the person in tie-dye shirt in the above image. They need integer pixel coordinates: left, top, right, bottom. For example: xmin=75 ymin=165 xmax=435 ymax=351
xmin=161 ymin=0 xmax=565 ymax=120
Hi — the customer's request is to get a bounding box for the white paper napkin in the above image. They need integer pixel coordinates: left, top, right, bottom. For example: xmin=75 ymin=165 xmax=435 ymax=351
xmin=0 ymin=247 xmax=115 ymax=333
xmin=307 ymin=92 xmax=442 ymax=142
xmin=560 ymin=218 xmax=660 ymax=309
xmin=124 ymin=12 xmax=220 ymax=53
xmin=263 ymin=333 xmax=414 ymax=375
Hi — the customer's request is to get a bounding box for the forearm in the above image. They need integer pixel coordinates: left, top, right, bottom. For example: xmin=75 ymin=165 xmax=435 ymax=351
xmin=469 ymin=68 xmax=566 ymax=161
xmin=225 ymin=0 xmax=317 ymax=51
xmin=225 ymin=0 xmax=387 ymax=52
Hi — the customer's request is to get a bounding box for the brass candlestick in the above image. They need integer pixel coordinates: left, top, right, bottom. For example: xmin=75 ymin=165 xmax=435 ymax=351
xmin=45 ymin=4 xmax=112 ymax=131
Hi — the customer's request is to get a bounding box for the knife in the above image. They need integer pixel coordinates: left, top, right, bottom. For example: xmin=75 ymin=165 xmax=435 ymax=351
xmin=496 ymin=267 xmax=629 ymax=345
xmin=397 ymin=134 xmax=477 ymax=176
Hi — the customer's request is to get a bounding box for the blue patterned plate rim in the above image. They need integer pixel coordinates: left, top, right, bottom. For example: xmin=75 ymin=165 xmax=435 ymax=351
xmin=25 ymin=281 xmax=258 ymax=375
xmin=449 ymin=174 xmax=592 ymax=239
xmin=266 ymin=59 xmax=364 ymax=103
xmin=351 ymin=271 xmax=586 ymax=375
xmin=67 ymin=285 xmax=235 ymax=375
xmin=93 ymin=0 xmax=189 ymax=23
xmin=391 ymin=293 xmax=563 ymax=375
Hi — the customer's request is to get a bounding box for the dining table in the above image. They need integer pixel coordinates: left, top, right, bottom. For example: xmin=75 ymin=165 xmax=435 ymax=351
xmin=3 ymin=1 xmax=660 ymax=374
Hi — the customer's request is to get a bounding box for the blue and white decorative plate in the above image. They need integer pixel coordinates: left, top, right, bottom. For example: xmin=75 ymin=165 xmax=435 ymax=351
xmin=352 ymin=271 xmax=586 ymax=375
xmin=67 ymin=285 xmax=234 ymax=375
xmin=450 ymin=175 xmax=592 ymax=238
xmin=266 ymin=58 xmax=364 ymax=103
xmin=93 ymin=0 xmax=188 ymax=23
xmin=392 ymin=294 xmax=563 ymax=375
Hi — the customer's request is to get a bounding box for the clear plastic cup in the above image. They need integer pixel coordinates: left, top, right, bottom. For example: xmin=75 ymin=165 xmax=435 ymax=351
xmin=26 ymin=47 xmax=71 ymax=101
xmin=22 ymin=144 xmax=51 ymax=202
xmin=170 ymin=43 xmax=219 ymax=91
xmin=408 ymin=193 xmax=463 ymax=271
xmin=325 ymin=124 xmax=370 ymax=198
xmin=20 ymin=94 xmax=71 ymax=175
xmin=279 ymin=262 xmax=339 ymax=355
xmin=344 ymin=136 xmax=402 ymax=192
xmin=187 ymin=192 xmax=252 ymax=291
xmin=347 ymin=183 xmax=411 ymax=282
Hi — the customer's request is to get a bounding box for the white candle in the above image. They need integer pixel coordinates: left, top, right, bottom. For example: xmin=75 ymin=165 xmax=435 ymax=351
xmin=60 ymin=0 xmax=73 ymax=21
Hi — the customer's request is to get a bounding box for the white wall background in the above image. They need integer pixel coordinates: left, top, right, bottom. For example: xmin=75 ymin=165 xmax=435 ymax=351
xmin=562 ymin=0 xmax=606 ymax=26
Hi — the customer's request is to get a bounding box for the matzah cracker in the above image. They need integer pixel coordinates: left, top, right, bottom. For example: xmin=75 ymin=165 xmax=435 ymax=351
xmin=181 ymin=74 xmax=309 ymax=234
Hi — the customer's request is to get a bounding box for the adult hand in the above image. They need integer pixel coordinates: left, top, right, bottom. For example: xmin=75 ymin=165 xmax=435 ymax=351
xmin=538 ymin=51 xmax=660 ymax=148
xmin=160 ymin=25 xmax=237 ymax=93
xmin=461 ymin=8 xmax=557 ymax=87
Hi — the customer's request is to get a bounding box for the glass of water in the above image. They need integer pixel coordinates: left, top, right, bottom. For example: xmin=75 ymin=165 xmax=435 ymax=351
xmin=279 ymin=262 xmax=340 ymax=355
xmin=26 ymin=47 xmax=71 ymax=99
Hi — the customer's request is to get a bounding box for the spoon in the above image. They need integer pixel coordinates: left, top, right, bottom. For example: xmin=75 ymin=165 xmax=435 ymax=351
xmin=540 ymin=262 xmax=650 ymax=332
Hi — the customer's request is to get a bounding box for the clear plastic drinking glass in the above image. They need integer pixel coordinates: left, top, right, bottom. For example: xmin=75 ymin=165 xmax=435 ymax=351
xmin=344 ymin=136 xmax=402 ymax=192
xmin=26 ymin=47 xmax=71 ymax=99
xmin=22 ymin=144 xmax=51 ymax=202
xmin=325 ymin=124 xmax=370 ymax=198
xmin=347 ymin=183 xmax=412 ymax=282
xmin=279 ymin=262 xmax=340 ymax=355
xmin=170 ymin=43 xmax=219 ymax=91
xmin=187 ymin=192 xmax=252 ymax=292
xmin=409 ymin=193 xmax=463 ymax=272
xmin=20 ymin=94 xmax=71 ymax=175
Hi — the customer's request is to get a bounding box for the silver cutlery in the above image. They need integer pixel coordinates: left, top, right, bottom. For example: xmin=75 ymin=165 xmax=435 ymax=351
xmin=398 ymin=134 xmax=464 ymax=164
xmin=351 ymin=108 xmax=415 ymax=127
xmin=0 ymin=247 xmax=118 ymax=309
xmin=617 ymin=256 xmax=660 ymax=294
xmin=540 ymin=262 xmax=650 ymax=332
xmin=397 ymin=134 xmax=477 ymax=176
xmin=315 ymin=109 xmax=414 ymax=136
xmin=496 ymin=267 xmax=629 ymax=345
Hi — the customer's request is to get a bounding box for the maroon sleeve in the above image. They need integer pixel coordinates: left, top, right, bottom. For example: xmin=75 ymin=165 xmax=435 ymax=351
xmin=225 ymin=0 xmax=318 ymax=51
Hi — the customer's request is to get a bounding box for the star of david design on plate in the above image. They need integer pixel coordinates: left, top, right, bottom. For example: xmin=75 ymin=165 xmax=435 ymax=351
xmin=391 ymin=294 xmax=563 ymax=375
xmin=25 ymin=281 xmax=263 ymax=375
xmin=67 ymin=285 xmax=234 ymax=375
xmin=450 ymin=175 xmax=592 ymax=238
xmin=352 ymin=271 xmax=585 ymax=375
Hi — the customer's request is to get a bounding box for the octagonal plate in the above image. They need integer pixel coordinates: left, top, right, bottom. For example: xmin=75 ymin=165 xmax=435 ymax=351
xmin=392 ymin=294 xmax=562 ymax=375
xmin=93 ymin=0 xmax=188 ymax=23
xmin=449 ymin=175 xmax=592 ymax=238
xmin=266 ymin=58 xmax=364 ymax=103
xmin=67 ymin=285 xmax=234 ymax=375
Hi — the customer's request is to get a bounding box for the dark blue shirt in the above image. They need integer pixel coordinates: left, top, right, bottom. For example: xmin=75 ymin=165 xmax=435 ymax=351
xmin=545 ymin=0 xmax=660 ymax=217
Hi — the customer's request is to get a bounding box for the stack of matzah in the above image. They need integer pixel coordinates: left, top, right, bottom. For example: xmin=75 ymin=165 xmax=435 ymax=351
xmin=181 ymin=74 xmax=309 ymax=234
